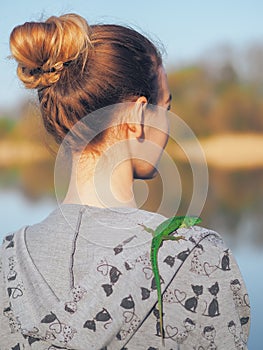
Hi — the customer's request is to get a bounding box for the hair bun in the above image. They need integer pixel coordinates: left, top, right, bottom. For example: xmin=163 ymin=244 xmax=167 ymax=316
xmin=10 ymin=13 xmax=92 ymax=89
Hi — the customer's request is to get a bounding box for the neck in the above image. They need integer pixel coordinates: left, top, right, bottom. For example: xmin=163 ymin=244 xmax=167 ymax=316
xmin=62 ymin=146 xmax=137 ymax=208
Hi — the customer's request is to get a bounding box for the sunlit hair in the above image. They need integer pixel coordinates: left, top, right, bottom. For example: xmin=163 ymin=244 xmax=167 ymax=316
xmin=10 ymin=13 xmax=162 ymax=151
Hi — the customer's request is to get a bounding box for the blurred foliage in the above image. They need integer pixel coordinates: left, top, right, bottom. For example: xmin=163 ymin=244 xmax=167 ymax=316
xmin=168 ymin=61 xmax=263 ymax=137
xmin=0 ymin=100 xmax=57 ymax=199
xmin=0 ymin=100 xmax=58 ymax=152
xmin=0 ymin=118 xmax=16 ymax=137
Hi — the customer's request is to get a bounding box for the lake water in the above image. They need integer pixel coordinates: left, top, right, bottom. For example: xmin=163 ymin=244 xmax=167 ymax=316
xmin=0 ymin=188 xmax=262 ymax=349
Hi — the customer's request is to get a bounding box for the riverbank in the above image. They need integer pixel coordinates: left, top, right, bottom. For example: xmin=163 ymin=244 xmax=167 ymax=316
xmin=0 ymin=139 xmax=51 ymax=167
xmin=167 ymin=132 xmax=263 ymax=169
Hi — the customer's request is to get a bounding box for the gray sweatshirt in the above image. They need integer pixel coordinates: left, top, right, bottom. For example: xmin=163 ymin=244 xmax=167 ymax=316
xmin=0 ymin=204 xmax=250 ymax=349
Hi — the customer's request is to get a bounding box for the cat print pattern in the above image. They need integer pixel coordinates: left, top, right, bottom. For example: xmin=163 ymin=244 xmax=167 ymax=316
xmin=0 ymin=217 xmax=250 ymax=349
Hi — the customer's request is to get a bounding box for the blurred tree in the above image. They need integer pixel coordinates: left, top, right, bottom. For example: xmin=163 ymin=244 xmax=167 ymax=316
xmin=0 ymin=117 xmax=16 ymax=137
xmin=168 ymin=44 xmax=263 ymax=136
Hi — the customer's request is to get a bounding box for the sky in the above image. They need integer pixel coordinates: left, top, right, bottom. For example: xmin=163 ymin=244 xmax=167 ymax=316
xmin=1 ymin=0 xmax=263 ymax=108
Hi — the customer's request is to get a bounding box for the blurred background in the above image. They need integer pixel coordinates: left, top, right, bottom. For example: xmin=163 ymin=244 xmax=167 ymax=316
xmin=1 ymin=1 xmax=262 ymax=348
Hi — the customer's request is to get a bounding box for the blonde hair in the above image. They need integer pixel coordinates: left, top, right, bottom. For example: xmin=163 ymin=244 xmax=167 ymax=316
xmin=10 ymin=14 xmax=92 ymax=89
xmin=10 ymin=13 xmax=162 ymax=150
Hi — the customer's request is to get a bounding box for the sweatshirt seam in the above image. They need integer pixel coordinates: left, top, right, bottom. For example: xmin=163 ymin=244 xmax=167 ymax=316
xmin=69 ymin=207 xmax=86 ymax=290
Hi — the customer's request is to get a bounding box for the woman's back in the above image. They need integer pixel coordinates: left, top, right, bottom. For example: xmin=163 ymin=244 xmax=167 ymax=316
xmin=0 ymin=204 xmax=250 ymax=349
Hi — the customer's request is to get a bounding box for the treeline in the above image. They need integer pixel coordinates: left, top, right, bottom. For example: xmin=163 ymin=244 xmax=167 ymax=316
xmin=0 ymin=101 xmax=55 ymax=154
xmin=167 ymin=43 xmax=263 ymax=137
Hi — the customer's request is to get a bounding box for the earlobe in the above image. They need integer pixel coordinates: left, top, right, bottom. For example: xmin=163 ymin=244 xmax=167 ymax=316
xmin=137 ymin=133 xmax=145 ymax=143
xmin=127 ymin=97 xmax=147 ymax=140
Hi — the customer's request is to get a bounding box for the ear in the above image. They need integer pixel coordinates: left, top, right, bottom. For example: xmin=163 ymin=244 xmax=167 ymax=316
xmin=126 ymin=96 xmax=147 ymax=139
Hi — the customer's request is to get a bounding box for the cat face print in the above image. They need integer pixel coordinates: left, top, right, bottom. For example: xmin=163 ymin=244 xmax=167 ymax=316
xmin=230 ymin=279 xmax=241 ymax=292
xmin=203 ymin=326 xmax=216 ymax=341
xmin=192 ymin=284 xmax=203 ymax=296
xmin=228 ymin=320 xmax=236 ymax=335
xmin=208 ymin=282 xmax=219 ymax=296
xmin=184 ymin=318 xmax=196 ymax=332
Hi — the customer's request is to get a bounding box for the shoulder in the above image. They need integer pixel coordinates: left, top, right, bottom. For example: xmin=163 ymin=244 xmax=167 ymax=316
xmin=159 ymin=223 xmax=244 ymax=284
xmin=159 ymin=225 xmax=250 ymax=347
xmin=99 ymin=206 xmax=167 ymax=228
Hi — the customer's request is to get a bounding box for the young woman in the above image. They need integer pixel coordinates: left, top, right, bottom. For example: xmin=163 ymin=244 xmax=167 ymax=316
xmin=0 ymin=13 xmax=250 ymax=349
